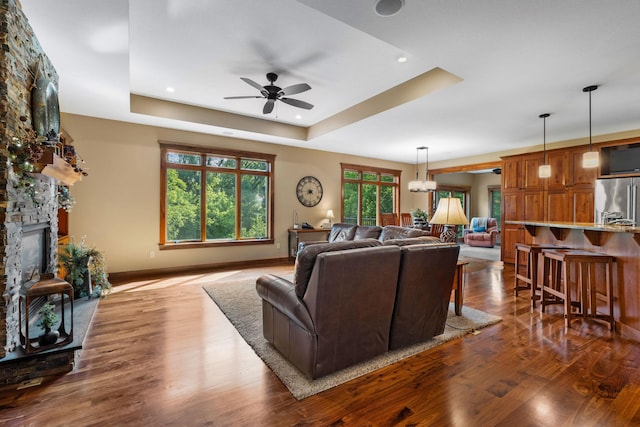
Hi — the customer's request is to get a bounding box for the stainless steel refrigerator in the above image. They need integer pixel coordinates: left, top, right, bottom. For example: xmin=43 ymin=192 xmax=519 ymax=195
xmin=594 ymin=178 xmax=640 ymax=225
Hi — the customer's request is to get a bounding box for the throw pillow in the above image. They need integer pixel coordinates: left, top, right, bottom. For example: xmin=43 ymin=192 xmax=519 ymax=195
xmin=473 ymin=226 xmax=486 ymax=233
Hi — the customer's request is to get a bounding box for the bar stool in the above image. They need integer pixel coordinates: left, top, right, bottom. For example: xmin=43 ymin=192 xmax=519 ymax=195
xmin=541 ymin=249 xmax=615 ymax=330
xmin=514 ymin=243 xmax=568 ymax=307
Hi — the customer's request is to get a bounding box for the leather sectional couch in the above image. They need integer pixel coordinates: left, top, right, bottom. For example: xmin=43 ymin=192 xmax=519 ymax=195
xmin=256 ymin=234 xmax=459 ymax=379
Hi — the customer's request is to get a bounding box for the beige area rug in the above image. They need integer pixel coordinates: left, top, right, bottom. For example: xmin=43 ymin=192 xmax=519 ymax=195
xmin=203 ymin=276 xmax=501 ymax=400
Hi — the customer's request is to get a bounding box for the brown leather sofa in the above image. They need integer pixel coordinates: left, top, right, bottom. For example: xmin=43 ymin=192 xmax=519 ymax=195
xmin=256 ymin=238 xmax=459 ymax=379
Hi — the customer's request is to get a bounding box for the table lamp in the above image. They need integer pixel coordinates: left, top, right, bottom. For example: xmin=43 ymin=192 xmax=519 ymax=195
xmin=429 ymin=197 xmax=469 ymax=243
xmin=326 ymin=209 xmax=335 ymax=225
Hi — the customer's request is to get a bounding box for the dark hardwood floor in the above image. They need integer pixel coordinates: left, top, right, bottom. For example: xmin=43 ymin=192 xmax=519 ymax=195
xmin=2 ymin=258 xmax=640 ymax=426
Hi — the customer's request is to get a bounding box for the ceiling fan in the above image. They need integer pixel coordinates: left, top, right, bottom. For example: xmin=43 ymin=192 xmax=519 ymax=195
xmin=224 ymin=72 xmax=313 ymax=114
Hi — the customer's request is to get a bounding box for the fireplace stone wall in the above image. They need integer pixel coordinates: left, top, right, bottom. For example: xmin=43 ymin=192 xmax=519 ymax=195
xmin=1 ymin=0 xmax=60 ymax=359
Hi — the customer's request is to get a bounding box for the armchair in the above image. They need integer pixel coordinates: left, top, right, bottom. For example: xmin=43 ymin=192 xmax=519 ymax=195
xmin=463 ymin=217 xmax=499 ymax=248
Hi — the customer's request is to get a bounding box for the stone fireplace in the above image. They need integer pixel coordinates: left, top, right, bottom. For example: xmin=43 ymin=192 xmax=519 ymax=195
xmin=0 ymin=0 xmax=77 ymax=384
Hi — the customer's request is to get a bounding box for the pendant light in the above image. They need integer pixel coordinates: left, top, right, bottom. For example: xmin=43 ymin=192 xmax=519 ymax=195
xmin=408 ymin=146 xmax=436 ymax=192
xmin=582 ymin=85 xmax=599 ymax=168
xmin=423 ymin=146 xmax=437 ymax=191
xmin=538 ymin=113 xmax=551 ymax=178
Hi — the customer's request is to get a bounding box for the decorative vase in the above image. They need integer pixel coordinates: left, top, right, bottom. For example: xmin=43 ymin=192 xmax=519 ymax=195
xmin=413 ymin=218 xmax=428 ymax=229
xmin=38 ymin=327 xmax=60 ymax=346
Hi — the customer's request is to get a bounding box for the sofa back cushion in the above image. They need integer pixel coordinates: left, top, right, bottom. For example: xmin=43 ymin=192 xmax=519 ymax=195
xmin=379 ymin=225 xmax=429 ymax=241
xmin=354 ymin=225 xmax=382 ymax=240
xmin=382 ymin=236 xmax=447 ymax=246
xmin=389 ymin=243 xmax=460 ymax=349
xmin=328 ymin=223 xmax=357 ymax=243
xmin=302 ymin=245 xmax=402 ymax=378
xmin=293 ymin=238 xmax=382 ymax=297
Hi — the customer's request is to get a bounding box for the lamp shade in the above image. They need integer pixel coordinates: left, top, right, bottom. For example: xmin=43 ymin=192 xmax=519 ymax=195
xmin=582 ymin=151 xmax=599 ymax=168
xmin=408 ymin=180 xmax=437 ymax=192
xmin=538 ymin=164 xmax=551 ymax=178
xmin=430 ymin=197 xmax=469 ymax=226
xmin=326 ymin=209 xmax=335 ymax=220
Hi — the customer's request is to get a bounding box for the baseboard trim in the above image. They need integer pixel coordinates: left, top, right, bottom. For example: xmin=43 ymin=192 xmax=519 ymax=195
xmin=109 ymin=257 xmax=291 ymax=284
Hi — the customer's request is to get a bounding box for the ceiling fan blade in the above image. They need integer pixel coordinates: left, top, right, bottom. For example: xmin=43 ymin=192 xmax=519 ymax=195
xmin=263 ymin=99 xmax=275 ymax=114
xmin=279 ymin=83 xmax=311 ymax=96
xmin=280 ymin=97 xmax=314 ymax=110
xmin=240 ymin=77 xmax=266 ymax=93
xmin=223 ymin=96 xmax=263 ymax=99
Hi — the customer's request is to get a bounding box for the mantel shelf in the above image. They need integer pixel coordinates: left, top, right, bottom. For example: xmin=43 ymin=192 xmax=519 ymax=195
xmin=35 ymin=148 xmax=82 ymax=186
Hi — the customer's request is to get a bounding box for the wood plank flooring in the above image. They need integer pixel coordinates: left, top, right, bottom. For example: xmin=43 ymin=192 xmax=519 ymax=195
xmin=1 ymin=259 xmax=640 ymax=426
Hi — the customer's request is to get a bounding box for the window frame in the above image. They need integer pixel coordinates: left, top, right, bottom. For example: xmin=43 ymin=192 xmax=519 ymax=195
xmin=340 ymin=162 xmax=401 ymax=225
xmin=159 ymin=142 xmax=275 ymax=250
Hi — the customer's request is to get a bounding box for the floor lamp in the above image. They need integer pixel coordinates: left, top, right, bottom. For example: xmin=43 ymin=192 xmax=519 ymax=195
xmin=429 ymin=197 xmax=469 ymax=243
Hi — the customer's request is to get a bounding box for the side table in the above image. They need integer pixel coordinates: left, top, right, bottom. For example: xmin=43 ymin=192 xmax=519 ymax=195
xmin=287 ymin=228 xmax=330 ymax=261
xmin=452 ymin=259 xmax=469 ymax=316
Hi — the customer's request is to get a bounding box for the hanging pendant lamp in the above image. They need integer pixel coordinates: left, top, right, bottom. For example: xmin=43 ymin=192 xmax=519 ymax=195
xmin=408 ymin=146 xmax=436 ymax=192
xmin=538 ymin=113 xmax=551 ymax=178
xmin=582 ymin=85 xmax=599 ymax=168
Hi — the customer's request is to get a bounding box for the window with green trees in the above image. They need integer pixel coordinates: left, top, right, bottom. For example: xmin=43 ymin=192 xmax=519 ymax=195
xmin=160 ymin=144 xmax=275 ymax=248
xmin=341 ymin=163 xmax=400 ymax=225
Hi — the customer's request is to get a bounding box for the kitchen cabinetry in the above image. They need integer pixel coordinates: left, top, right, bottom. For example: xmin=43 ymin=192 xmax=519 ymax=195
xmin=501 ymin=146 xmax=595 ymax=263
xmin=501 ymin=153 xmax=546 ymax=263
xmin=545 ymin=146 xmax=596 ymax=222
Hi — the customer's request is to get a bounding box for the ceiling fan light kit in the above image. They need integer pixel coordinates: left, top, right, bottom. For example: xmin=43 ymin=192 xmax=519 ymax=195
xmin=224 ymin=73 xmax=313 ymax=115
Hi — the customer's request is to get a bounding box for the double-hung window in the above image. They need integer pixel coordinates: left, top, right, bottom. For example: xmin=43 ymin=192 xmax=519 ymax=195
xmin=160 ymin=143 xmax=275 ymax=248
xmin=341 ymin=163 xmax=401 ymax=225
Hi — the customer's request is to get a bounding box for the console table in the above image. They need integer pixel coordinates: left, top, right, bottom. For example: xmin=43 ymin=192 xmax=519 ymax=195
xmin=287 ymin=228 xmax=330 ymax=261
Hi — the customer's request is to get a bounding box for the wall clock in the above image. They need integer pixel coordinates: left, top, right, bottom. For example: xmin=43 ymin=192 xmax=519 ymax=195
xmin=296 ymin=176 xmax=323 ymax=207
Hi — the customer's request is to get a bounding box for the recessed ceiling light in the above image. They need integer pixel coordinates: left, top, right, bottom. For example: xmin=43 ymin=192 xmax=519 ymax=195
xmin=295 ymin=114 xmax=302 ymax=120
xmin=375 ymin=0 xmax=405 ymax=17
xmin=166 ymin=86 xmax=175 ymax=93
xmin=397 ymin=56 xmax=407 ymax=63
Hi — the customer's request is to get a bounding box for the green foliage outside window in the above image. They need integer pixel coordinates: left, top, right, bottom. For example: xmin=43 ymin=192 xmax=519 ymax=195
xmin=342 ymin=166 xmax=400 ymax=226
xmin=164 ymin=148 xmax=271 ymax=243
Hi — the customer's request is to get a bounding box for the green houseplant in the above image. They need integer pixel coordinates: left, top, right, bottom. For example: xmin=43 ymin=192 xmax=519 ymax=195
xmin=58 ymin=239 xmax=111 ymax=298
xmin=411 ymin=208 xmax=428 ymax=221
xmin=37 ymin=302 xmax=60 ymax=346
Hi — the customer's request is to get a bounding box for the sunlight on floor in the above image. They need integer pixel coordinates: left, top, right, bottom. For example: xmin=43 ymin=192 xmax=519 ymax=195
xmin=112 ymin=270 xmax=243 ymax=293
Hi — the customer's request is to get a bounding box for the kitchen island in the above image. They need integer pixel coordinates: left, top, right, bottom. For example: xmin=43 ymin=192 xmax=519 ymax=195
xmin=506 ymin=220 xmax=640 ymax=340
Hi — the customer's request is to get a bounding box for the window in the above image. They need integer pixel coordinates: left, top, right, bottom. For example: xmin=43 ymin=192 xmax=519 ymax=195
xmin=341 ymin=163 xmax=401 ymax=225
xmin=160 ymin=143 xmax=275 ymax=249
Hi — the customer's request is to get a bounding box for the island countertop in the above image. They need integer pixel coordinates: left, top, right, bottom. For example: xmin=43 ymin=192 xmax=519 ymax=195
xmin=506 ymin=220 xmax=640 ymax=234
xmin=507 ymin=220 xmax=640 ymax=340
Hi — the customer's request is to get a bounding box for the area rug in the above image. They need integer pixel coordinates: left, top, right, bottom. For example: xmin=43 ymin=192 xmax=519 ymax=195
xmin=203 ymin=277 xmax=501 ymax=400
xmin=459 ymin=244 xmax=502 ymax=261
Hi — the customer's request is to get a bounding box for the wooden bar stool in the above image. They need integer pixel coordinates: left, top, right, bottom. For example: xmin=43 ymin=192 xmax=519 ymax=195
xmin=541 ymin=249 xmax=615 ymax=330
xmin=514 ymin=243 xmax=568 ymax=307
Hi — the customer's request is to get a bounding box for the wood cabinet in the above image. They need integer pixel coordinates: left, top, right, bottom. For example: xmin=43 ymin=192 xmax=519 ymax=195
xmin=545 ymin=146 xmax=596 ymax=223
xmin=503 ymin=154 xmax=543 ymax=191
xmin=501 ymin=154 xmax=545 ymax=263
xmin=501 ymin=146 xmax=595 ymax=263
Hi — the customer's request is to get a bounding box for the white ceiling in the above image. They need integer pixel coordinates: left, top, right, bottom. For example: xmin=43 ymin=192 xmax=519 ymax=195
xmin=19 ymin=0 xmax=640 ymax=165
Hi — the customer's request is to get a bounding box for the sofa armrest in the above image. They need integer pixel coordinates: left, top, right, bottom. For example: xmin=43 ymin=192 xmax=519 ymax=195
xmin=256 ymin=274 xmax=315 ymax=332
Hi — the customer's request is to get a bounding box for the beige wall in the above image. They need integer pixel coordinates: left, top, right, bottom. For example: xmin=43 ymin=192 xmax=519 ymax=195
xmin=61 ymin=113 xmax=640 ymax=273
xmin=62 ymin=113 xmax=421 ymax=273
xmin=435 ymin=171 xmax=501 ymax=219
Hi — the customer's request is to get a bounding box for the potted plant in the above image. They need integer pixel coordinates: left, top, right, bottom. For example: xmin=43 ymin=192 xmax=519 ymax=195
xmin=37 ymin=302 xmax=60 ymax=346
xmin=58 ymin=239 xmax=111 ymax=299
xmin=411 ymin=208 xmax=429 ymax=228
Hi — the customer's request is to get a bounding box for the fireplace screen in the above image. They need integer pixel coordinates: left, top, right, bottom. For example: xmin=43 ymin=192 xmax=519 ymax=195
xmin=21 ymin=223 xmax=51 ymax=284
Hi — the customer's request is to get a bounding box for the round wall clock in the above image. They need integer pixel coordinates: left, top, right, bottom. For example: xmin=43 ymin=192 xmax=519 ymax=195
xmin=296 ymin=176 xmax=323 ymax=207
